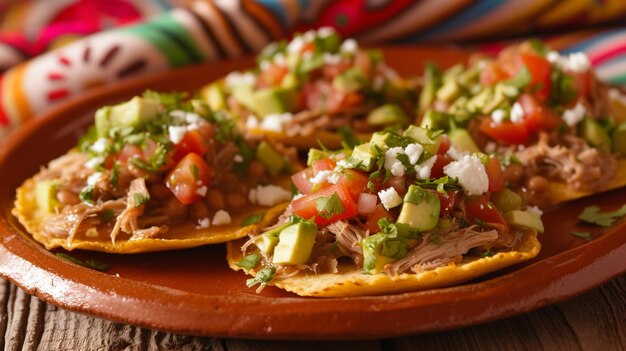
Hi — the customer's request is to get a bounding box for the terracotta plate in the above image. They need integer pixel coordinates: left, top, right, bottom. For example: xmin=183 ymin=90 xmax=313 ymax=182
xmin=1 ymin=48 xmax=625 ymax=340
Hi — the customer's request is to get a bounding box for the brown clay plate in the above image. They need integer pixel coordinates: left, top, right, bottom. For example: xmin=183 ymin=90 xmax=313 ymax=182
xmin=1 ymin=47 xmax=626 ymax=340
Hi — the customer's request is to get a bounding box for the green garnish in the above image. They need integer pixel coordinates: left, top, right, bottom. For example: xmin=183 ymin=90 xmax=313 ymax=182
xmin=236 ymin=253 xmax=261 ymax=270
xmin=480 ymin=249 xmax=494 ymax=258
xmin=100 ymin=209 xmax=115 ymax=223
xmin=190 ymin=164 xmax=199 ymax=180
xmin=246 ymin=266 xmax=276 ymax=288
xmin=338 ymin=126 xmax=361 ymax=149
xmin=241 ymin=213 xmax=264 ymax=227
xmin=56 ymin=253 xmax=111 ymax=272
xmin=578 ymin=205 xmax=626 ymax=227
xmin=79 ymin=185 xmax=95 ymax=205
xmin=315 ymin=192 xmax=345 ymax=219
xmin=133 ymin=193 xmax=149 ymax=208
xmin=475 ymin=218 xmax=486 ymax=226
xmin=570 ymin=231 xmax=593 ymax=242
xmin=503 ymin=67 xmax=531 ymax=89
xmin=429 ymin=234 xmax=441 ymax=245
xmin=129 ymin=144 xmax=170 ymax=173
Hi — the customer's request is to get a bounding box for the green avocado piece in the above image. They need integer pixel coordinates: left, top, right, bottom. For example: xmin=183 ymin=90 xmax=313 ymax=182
xmin=492 ymin=189 xmax=523 ymax=213
xmin=298 ymin=54 xmax=325 ymax=74
xmin=612 ymin=122 xmax=626 ymax=156
xmin=504 ymin=210 xmax=544 ymax=234
xmin=253 ymin=234 xmax=280 ymax=256
xmin=306 ymin=149 xmax=331 ymax=166
xmin=232 ymin=83 xmax=255 ymax=111
xmin=419 ymin=110 xmax=451 ymax=131
xmin=250 ymin=87 xmax=298 ymax=117
xmin=367 ymin=103 xmax=409 ymax=127
xmin=109 ymin=97 xmax=160 ymax=129
xmin=332 ymin=67 xmax=366 ymax=93
xmin=35 ymin=179 xmax=60 ymax=213
xmin=418 ymin=63 xmax=442 ymax=113
xmin=466 ymin=87 xmax=493 ymax=114
xmin=349 ymin=143 xmax=375 ymax=171
xmin=316 ymin=30 xmax=341 ymax=53
xmin=272 ymin=222 xmax=318 ymax=265
xmin=397 ymin=185 xmax=440 ymax=232
xmin=362 ymin=234 xmax=397 ymax=274
xmin=203 ymin=82 xmax=227 ymax=111
xmin=94 ymin=106 xmax=112 ymax=138
xmin=256 ymin=141 xmax=285 ymax=176
xmin=580 ymin=117 xmax=611 ymax=152
xmin=369 ymin=131 xmax=396 ymax=148
xmin=436 ymin=79 xmax=461 ymax=104
xmin=457 ymin=67 xmax=479 ymax=88
xmin=448 ymin=128 xmax=480 ymax=153
xmin=403 ymin=125 xmax=440 ymax=155
xmin=280 ymin=72 xmax=299 ymax=89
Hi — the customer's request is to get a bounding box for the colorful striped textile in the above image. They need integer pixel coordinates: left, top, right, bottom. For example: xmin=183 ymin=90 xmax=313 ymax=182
xmin=2 ymin=0 xmax=626 ymax=137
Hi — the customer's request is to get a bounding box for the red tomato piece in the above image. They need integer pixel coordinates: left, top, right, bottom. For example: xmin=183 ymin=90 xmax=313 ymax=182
xmin=165 ymin=153 xmax=211 ymax=205
xmin=312 ymin=158 xmax=337 ymax=173
xmin=291 ymin=167 xmax=315 ymax=195
xmin=364 ymin=204 xmax=392 ymax=234
xmin=437 ymin=135 xmax=451 ymax=155
xmin=173 ymin=130 xmax=211 ymax=161
xmin=571 ymin=70 xmax=591 ymax=100
xmin=336 ymin=169 xmax=369 ymax=200
xmin=117 ymin=144 xmax=143 ymax=163
xmin=485 ymin=157 xmax=505 ymax=192
xmin=428 ymin=189 xmax=459 ymax=217
xmin=464 ymin=196 xmax=509 ymax=231
xmin=256 ymin=64 xmax=289 ymax=88
xmin=520 ymin=52 xmax=552 ymax=100
xmin=480 ymin=62 xmax=509 ymax=86
xmin=517 ymin=94 xmax=562 ymax=133
xmin=292 ymin=184 xmax=358 ymax=226
xmin=430 ymin=154 xmax=453 ymax=179
xmin=479 ymin=118 xmax=530 ymax=145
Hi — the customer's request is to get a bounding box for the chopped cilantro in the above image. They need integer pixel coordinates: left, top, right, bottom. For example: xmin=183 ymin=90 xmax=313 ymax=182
xmin=129 ymin=144 xmax=170 ymax=173
xmin=578 ymin=205 xmax=626 ymax=227
xmin=109 ymin=162 xmax=119 ymax=190
xmin=133 ymin=193 xmax=149 ymax=208
xmin=429 ymin=234 xmax=441 ymax=245
xmin=548 ymin=68 xmax=576 ymax=107
xmin=480 ymin=249 xmax=494 ymax=258
xmin=570 ymin=231 xmax=593 ymax=242
xmin=416 ymin=176 xmax=461 ymax=192
xmin=529 ymin=38 xmax=550 ymax=56
xmin=246 ymin=266 xmax=276 ymax=288
xmin=56 ymin=253 xmax=111 ymax=272
xmin=79 ymin=185 xmax=95 ymax=205
xmin=315 ymin=192 xmax=345 ymax=219
xmin=100 ymin=209 xmax=115 ymax=223
xmin=338 ymin=126 xmax=362 ymax=149
xmin=503 ymin=67 xmax=531 ymax=89
xmin=241 ymin=213 xmax=264 ymax=227
xmin=475 ymin=218 xmax=486 ymax=226
xmin=236 ymin=253 xmax=261 ymax=270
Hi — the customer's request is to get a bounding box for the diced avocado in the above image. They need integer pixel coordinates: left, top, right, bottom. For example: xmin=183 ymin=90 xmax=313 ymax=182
xmin=332 ymin=68 xmax=366 ymax=93
xmin=349 ymin=143 xmax=375 ymax=171
xmin=256 ymin=141 xmax=285 ymax=176
xmin=419 ymin=110 xmax=450 ymax=131
xmin=94 ymin=106 xmax=112 ymax=138
xmin=280 ymin=72 xmax=299 ymax=89
xmin=362 ymin=234 xmax=397 ymax=274
xmin=418 ymin=63 xmax=442 ymax=113
xmin=232 ymin=83 xmax=255 ymax=111
xmin=466 ymin=87 xmax=493 ymax=114
xmin=370 ymin=131 xmax=396 ymax=148
xmin=611 ymin=122 xmax=626 ymax=156
xmin=250 ymin=87 xmax=298 ymax=117
xmin=35 ymin=179 xmax=60 ymax=213
xmin=366 ymin=104 xmax=409 ymax=127
xmin=442 ymin=64 xmax=464 ymax=82
xmin=492 ymin=189 xmax=523 ymax=213
xmin=504 ymin=210 xmax=544 ymax=234
xmin=397 ymin=185 xmax=440 ymax=232
xmin=307 ymin=149 xmax=331 ymax=166
xmin=298 ymin=54 xmax=325 ymax=74
xmin=580 ymin=117 xmax=611 ymax=152
xmin=109 ymin=97 xmax=160 ymax=128
xmin=272 ymin=222 xmax=318 ymax=265
xmin=253 ymin=234 xmax=279 ymax=256
xmin=190 ymin=99 xmax=210 ymax=116
xmin=436 ymin=79 xmax=461 ymax=104
xmin=403 ymin=125 xmax=438 ymax=154
xmin=316 ymin=31 xmax=341 ymax=53
xmin=202 ymin=82 xmax=226 ymax=111
xmin=448 ymin=96 xmax=473 ymax=123
xmin=448 ymin=128 xmax=480 ymax=153
xmin=457 ymin=67 xmax=479 ymax=88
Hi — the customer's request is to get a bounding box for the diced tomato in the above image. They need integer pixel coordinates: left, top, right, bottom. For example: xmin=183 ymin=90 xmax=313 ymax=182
xmin=292 ymin=184 xmax=357 ymax=226
xmin=301 ymin=41 xmax=315 ymax=55
xmin=117 ymin=144 xmax=143 ymax=163
xmin=437 ymin=135 xmax=451 ymax=155
xmin=571 ymin=70 xmax=591 ymax=100
xmin=165 ymin=153 xmax=211 ymax=205
xmin=480 ymin=62 xmax=509 ymax=86
xmin=256 ymin=64 xmax=289 ymax=88
xmin=336 ymin=169 xmax=370 ymax=200
xmin=364 ymin=204 xmax=392 ymax=234
xmin=479 ymin=118 xmax=530 ymax=145
xmin=384 ymin=176 xmax=408 ymax=197
xmin=354 ymin=51 xmax=374 ymax=78
xmin=517 ymin=94 xmax=562 ymax=133
xmin=430 ymin=154 xmax=453 ymax=179
xmin=428 ymin=189 xmax=459 ymax=217
xmin=312 ymin=158 xmax=337 ymax=173
xmin=520 ymin=53 xmax=552 ymax=100
xmin=463 ymin=195 xmax=509 ymax=231
xmin=173 ymin=130 xmax=211 ymax=161
xmin=291 ymin=167 xmax=315 ymax=195
xmin=322 ymin=61 xmax=351 ymax=79
xmin=341 ymin=92 xmax=365 ymax=110
xmin=485 ymin=157 xmax=505 ymax=192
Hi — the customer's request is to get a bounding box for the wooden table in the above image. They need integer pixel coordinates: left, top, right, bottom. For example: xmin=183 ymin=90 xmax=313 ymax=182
xmin=2 ymin=276 xmax=624 ymax=350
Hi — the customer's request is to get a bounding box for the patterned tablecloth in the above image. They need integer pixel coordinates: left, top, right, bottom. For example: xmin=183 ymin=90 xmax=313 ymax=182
xmin=2 ymin=0 xmax=626 ymax=137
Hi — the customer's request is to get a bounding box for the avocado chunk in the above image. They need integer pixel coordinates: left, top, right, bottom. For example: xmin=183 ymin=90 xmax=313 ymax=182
xmin=419 ymin=110 xmax=450 ymax=131
xmin=448 ymin=128 xmax=480 ymax=153
xmin=109 ymin=97 xmax=160 ymax=129
xmin=231 ymin=83 xmax=255 ymax=111
xmin=418 ymin=63 xmax=442 ymax=113
xmin=362 ymin=234 xmax=397 ymax=274
xmin=202 ymin=82 xmax=226 ymax=111
xmin=349 ymin=144 xmax=375 ymax=171
xmin=280 ymin=72 xmax=299 ymax=89
xmin=253 ymin=233 xmax=280 ymax=256
xmin=612 ymin=122 xmax=626 ymax=156
xmin=250 ymin=87 xmax=298 ymax=117
xmin=369 ymin=131 xmax=396 ymax=148
xmin=272 ymin=222 xmax=318 ymax=265
xmin=367 ymin=103 xmax=409 ymax=127
xmin=580 ymin=117 xmax=611 ymax=152
xmin=35 ymin=179 xmax=60 ymax=213
xmin=492 ymin=189 xmax=523 ymax=213
xmin=504 ymin=210 xmax=544 ymax=234
xmin=315 ymin=30 xmax=341 ymax=53
xmin=397 ymin=185 xmax=440 ymax=232
xmin=333 ymin=68 xmax=366 ymax=93
xmin=256 ymin=141 xmax=285 ymax=176
xmin=94 ymin=106 xmax=112 ymax=138
xmin=307 ymin=148 xmax=331 ymax=166
xmin=465 ymin=87 xmax=493 ymax=114
xmin=298 ymin=54 xmax=325 ymax=74
xmin=436 ymin=79 xmax=461 ymax=104
xmin=403 ymin=125 xmax=438 ymax=154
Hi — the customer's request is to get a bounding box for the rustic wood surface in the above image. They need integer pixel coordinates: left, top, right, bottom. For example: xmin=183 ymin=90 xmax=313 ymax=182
xmin=1 ymin=276 xmax=625 ymax=351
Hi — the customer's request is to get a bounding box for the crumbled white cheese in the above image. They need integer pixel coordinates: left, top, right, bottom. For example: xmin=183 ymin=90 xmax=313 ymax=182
xmin=526 ymin=205 xmax=544 ymax=216
xmin=196 ymin=185 xmax=208 ymax=197
xmin=446 ymin=146 xmax=468 ymax=161
xmin=404 ymin=143 xmax=424 ymax=165
xmin=196 ymin=217 xmax=211 ymax=229
xmin=335 ymin=159 xmax=352 ymax=169
xmin=414 ymin=155 xmax=437 ymax=180
xmin=491 ymin=109 xmax=506 ymax=125
xmin=287 ymin=36 xmax=304 ymax=54
xmin=90 ymin=138 xmax=109 ymax=153
xmin=562 ymin=102 xmax=587 ymax=126
xmin=273 ymin=52 xmax=287 ymax=66
xmin=484 ymin=142 xmax=498 ymax=154
xmin=302 ymin=30 xmax=317 ymax=43
xmin=259 ymin=113 xmax=293 ymax=132
xmin=168 ymin=125 xmax=187 ymax=144
xmin=85 ymin=156 xmax=104 ymax=169
xmin=340 ymin=38 xmax=358 ymax=54
xmin=169 ymin=110 xmax=186 ymax=120
xmin=246 ymin=115 xmax=260 ymax=129
xmin=384 ymin=146 xmax=403 ymax=170
xmin=225 ymin=71 xmax=256 ymax=87
xmin=378 ymin=187 xmax=403 ymax=210
xmin=233 ymin=154 xmax=244 ymax=163
xmin=317 ymin=26 xmax=335 ymax=38
xmin=248 ymin=185 xmax=292 ymax=207
xmin=323 ymin=53 xmax=342 ymax=65
xmin=510 ymin=102 xmax=525 ymax=123
xmin=185 ymin=112 xmax=202 ymax=124
xmin=259 ymin=60 xmax=270 ymax=71
xmin=86 ymin=172 xmax=103 ymax=186
xmin=309 ymin=170 xmax=340 ymax=185
xmin=292 ymin=193 xmax=305 ymax=201
xmin=212 ymin=210 xmax=232 ymax=226
xmin=547 ymin=51 xmax=590 ymax=73
xmin=443 ymin=155 xmax=489 ymax=195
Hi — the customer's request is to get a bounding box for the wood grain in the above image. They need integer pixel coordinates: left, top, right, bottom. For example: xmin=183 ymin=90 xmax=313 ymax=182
xmin=2 ymin=276 xmax=625 ymax=351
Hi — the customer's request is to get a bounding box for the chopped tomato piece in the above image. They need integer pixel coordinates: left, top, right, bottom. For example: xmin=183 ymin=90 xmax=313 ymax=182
xmin=485 ymin=157 xmax=505 ymax=192
xmin=479 ymin=118 xmax=530 ymax=145
xmin=256 ymin=64 xmax=289 ymax=88
xmin=336 ymin=169 xmax=370 ymax=200
xmin=165 ymin=153 xmax=211 ymax=205
xmin=571 ymin=70 xmax=591 ymax=100
xmin=517 ymin=94 xmax=562 ymax=133
xmin=464 ymin=195 xmax=509 ymax=231
xmin=292 ymin=184 xmax=357 ymax=226
xmin=480 ymin=62 xmax=509 ymax=86
xmin=291 ymin=167 xmax=315 ymax=195
xmin=520 ymin=53 xmax=552 ymax=100
xmin=430 ymin=154 xmax=453 ymax=179
xmin=437 ymin=135 xmax=451 ymax=155
xmin=364 ymin=204 xmax=392 ymax=234
xmin=118 ymin=144 xmax=143 ymax=163
xmin=312 ymin=158 xmax=337 ymax=173
xmin=428 ymin=189 xmax=459 ymax=217
xmin=173 ymin=130 xmax=211 ymax=161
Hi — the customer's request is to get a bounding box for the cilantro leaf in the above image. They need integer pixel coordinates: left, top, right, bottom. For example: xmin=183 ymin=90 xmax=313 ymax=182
xmin=133 ymin=193 xmax=149 ymax=208
xmin=236 ymin=253 xmax=261 ymax=270
xmin=100 ymin=209 xmax=115 ymax=223
xmin=246 ymin=266 xmax=276 ymax=288
xmin=241 ymin=213 xmax=264 ymax=227
xmin=578 ymin=205 xmax=626 ymax=227
xmin=315 ymin=192 xmax=345 ymax=219
xmin=503 ymin=66 xmax=531 ymax=89
xmin=79 ymin=185 xmax=95 ymax=205
xmin=190 ymin=164 xmax=199 ymax=180
xmin=109 ymin=162 xmax=119 ymax=190
xmin=56 ymin=253 xmax=111 ymax=272
xmin=480 ymin=249 xmax=494 ymax=258
xmin=570 ymin=231 xmax=593 ymax=242
xmin=429 ymin=234 xmax=441 ymax=245
xmin=338 ymin=126 xmax=362 ymax=149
